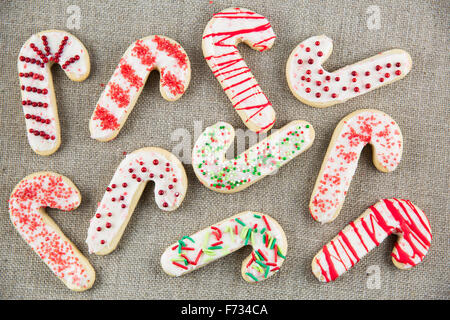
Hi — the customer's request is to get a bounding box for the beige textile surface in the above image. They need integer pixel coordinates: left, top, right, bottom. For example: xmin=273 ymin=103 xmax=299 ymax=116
xmin=0 ymin=0 xmax=448 ymax=299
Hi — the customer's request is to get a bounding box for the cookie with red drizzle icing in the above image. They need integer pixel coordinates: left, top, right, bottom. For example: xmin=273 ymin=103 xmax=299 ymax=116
xmin=161 ymin=211 xmax=287 ymax=283
xmin=9 ymin=172 xmax=95 ymax=291
xmin=18 ymin=30 xmax=90 ymax=155
xmin=86 ymin=147 xmax=188 ymax=255
xmin=312 ymin=199 xmax=432 ymax=282
xmin=90 ymin=35 xmax=191 ymax=141
xmin=202 ymin=7 xmax=277 ymax=133
xmin=310 ymin=109 xmax=403 ymax=223
xmin=286 ymin=35 xmax=412 ymax=108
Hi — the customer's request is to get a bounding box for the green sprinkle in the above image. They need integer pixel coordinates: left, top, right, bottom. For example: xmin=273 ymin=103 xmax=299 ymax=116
xmin=171 ymin=258 xmax=186 ymax=262
xmin=235 ymin=218 xmax=246 ymax=226
xmin=240 ymin=227 xmax=249 ymax=239
xmin=253 ymin=214 xmax=261 ymax=219
xmin=245 ymin=272 xmax=259 ymax=282
xmin=244 ymin=228 xmax=251 ymax=245
xmin=277 ymin=246 xmax=286 ymax=259
xmin=255 ymin=250 xmax=264 ymax=261
xmin=260 ymin=227 xmax=266 ymax=234
xmin=182 ymin=236 xmax=195 ymax=243
xmin=226 ymin=226 xmax=234 ymax=242
xmin=255 ymin=260 xmax=267 ymax=268
xmin=270 ymin=237 xmax=276 ymax=249
xmin=203 ymin=249 xmax=216 ymax=256
xmin=202 ymin=231 xmax=210 ymax=249
xmin=208 ymin=246 xmax=223 ymax=250
xmin=264 ymin=266 xmax=270 ymax=278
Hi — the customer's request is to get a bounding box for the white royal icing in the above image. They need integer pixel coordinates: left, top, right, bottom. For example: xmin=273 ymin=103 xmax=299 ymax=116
xmin=202 ymin=7 xmax=277 ymax=133
xmin=18 ymin=30 xmax=89 ymax=154
xmin=287 ymin=35 xmax=412 ymax=107
xmin=86 ymin=148 xmax=187 ymax=254
xmin=161 ymin=211 xmax=287 ymax=282
xmin=90 ymin=35 xmax=191 ymax=141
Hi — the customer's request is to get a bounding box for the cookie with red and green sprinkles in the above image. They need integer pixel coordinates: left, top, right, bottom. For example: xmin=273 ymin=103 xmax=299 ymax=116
xmin=161 ymin=211 xmax=287 ymax=283
xmin=192 ymin=120 xmax=315 ymax=193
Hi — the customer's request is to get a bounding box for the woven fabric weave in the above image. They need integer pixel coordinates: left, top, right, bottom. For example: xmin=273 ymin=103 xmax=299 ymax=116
xmin=0 ymin=0 xmax=448 ymax=299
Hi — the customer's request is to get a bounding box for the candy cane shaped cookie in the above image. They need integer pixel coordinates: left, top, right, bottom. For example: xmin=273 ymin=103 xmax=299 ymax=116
xmin=161 ymin=211 xmax=287 ymax=283
xmin=90 ymin=36 xmax=191 ymax=141
xmin=312 ymin=199 xmax=432 ymax=282
xmin=86 ymin=147 xmax=187 ymax=255
xmin=193 ymin=120 xmax=315 ymax=193
xmin=310 ymin=109 xmax=403 ymax=223
xmin=9 ymin=172 xmax=95 ymax=291
xmin=18 ymin=30 xmax=90 ymax=155
xmin=202 ymin=7 xmax=277 ymax=133
xmin=286 ymin=35 xmax=412 ymax=108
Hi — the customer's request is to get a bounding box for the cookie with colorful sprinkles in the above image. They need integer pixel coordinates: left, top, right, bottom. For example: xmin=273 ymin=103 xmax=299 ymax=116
xmin=86 ymin=147 xmax=188 ymax=255
xmin=161 ymin=211 xmax=287 ymax=283
xmin=192 ymin=120 xmax=315 ymax=193
xmin=9 ymin=172 xmax=95 ymax=291
xmin=90 ymin=35 xmax=191 ymax=141
xmin=312 ymin=199 xmax=432 ymax=282
xmin=286 ymin=35 xmax=412 ymax=108
xmin=18 ymin=30 xmax=90 ymax=155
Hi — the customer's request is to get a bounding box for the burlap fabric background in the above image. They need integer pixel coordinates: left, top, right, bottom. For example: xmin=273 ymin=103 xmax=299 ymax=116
xmin=0 ymin=0 xmax=448 ymax=300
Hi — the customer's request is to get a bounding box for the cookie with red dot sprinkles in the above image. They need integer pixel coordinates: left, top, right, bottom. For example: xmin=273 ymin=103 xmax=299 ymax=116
xmin=18 ymin=30 xmax=90 ymax=155
xmin=286 ymin=35 xmax=412 ymax=108
xmin=86 ymin=147 xmax=188 ymax=255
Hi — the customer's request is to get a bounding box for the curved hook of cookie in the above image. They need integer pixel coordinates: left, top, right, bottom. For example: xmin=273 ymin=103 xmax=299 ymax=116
xmin=312 ymin=199 xmax=432 ymax=282
xmin=192 ymin=120 xmax=315 ymax=193
xmin=9 ymin=172 xmax=95 ymax=291
xmin=286 ymin=35 xmax=412 ymax=108
xmin=90 ymin=35 xmax=191 ymax=141
xmin=86 ymin=147 xmax=188 ymax=255
xmin=310 ymin=109 xmax=403 ymax=223
xmin=161 ymin=211 xmax=287 ymax=283
xmin=202 ymin=7 xmax=277 ymax=133
xmin=18 ymin=30 xmax=90 ymax=155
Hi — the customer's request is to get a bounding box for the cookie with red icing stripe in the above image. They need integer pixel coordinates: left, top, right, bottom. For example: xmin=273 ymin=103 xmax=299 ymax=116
xmin=312 ymin=199 xmax=432 ymax=282
xmin=90 ymin=35 xmax=191 ymax=141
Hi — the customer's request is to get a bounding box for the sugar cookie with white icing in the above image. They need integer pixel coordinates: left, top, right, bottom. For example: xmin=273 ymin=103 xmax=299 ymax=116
xmin=9 ymin=172 xmax=95 ymax=291
xmin=310 ymin=109 xmax=403 ymax=223
xmin=86 ymin=147 xmax=188 ymax=255
xmin=192 ymin=120 xmax=315 ymax=193
xmin=286 ymin=35 xmax=412 ymax=108
xmin=161 ymin=211 xmax=287 ymax=283
xmin=312 ymin=199 xmax=432 ymax=282
xmin=90 ymin=35 xmax=191 ymax=141
xmin=18 ymin=30 xmax=90 ymax=155
xmin=202 ymin=7 xmax=277 ymax=133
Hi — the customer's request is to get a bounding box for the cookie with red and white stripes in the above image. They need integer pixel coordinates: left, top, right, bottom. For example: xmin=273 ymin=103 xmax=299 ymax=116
xmin=18 ymin=30 xmax=90 ymax=155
